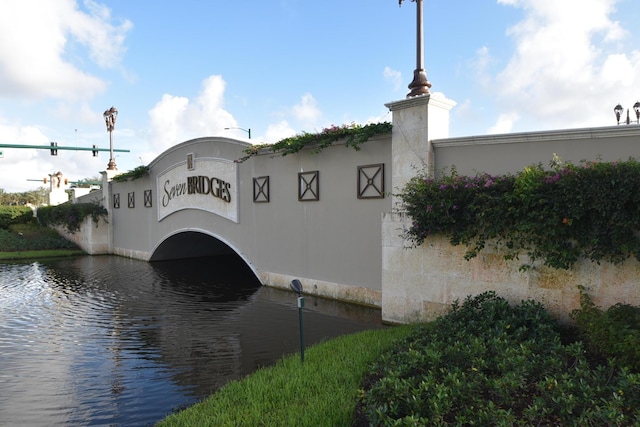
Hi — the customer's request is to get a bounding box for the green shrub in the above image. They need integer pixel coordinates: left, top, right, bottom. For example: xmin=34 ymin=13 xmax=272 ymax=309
xmin=37 ymin=202 xmax=107 ymax=233
xmin=0 ymin=224 xmax=78 ymax=251
xmin=0 ymin=205 xmax=34 ymax=229
xmin=237 ymin=122 xmax=392 ymax=162
xmin=360 ymin=292 xmax=640 ymax=426
xmin=112 ymin=165 xmax=149 ymax=182
xmin=571 ymin=286 xmax=640 ymax=372
xmin=399 ymin=157 xmax=640 ymax=270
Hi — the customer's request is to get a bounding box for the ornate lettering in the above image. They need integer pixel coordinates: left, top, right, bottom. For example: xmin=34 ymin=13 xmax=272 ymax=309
xmin=163 ymin=179 xmax=188 ymax=207
xmin=181 ymin=175 xmax=232 ymax=203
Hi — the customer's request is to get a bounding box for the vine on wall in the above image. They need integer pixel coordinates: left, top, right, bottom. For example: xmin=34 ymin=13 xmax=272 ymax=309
xmin=112 ymin=166 xmax=149 ymax=182
xmin=38 ymin=202 xmax=108 ymax=234
xmin=399 ymin=156 xmax=640 ymax=270
xmin=235 ymin=122 xmax=392 ymax=163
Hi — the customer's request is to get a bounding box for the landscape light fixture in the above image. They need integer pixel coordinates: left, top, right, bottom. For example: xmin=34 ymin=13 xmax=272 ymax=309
xmin=290 ymin=279 xmax=305 ymax=363
xmin=614 ymin=102 xmax=640 ymax=125
xmin=224 ymin=127 xmax=251 ymax=139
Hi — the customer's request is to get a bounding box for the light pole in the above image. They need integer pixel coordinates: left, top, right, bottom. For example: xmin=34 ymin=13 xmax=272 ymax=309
xmin=399 ymin=0 xmax=431 ymax=97
xmin=224 ymin=127 xmax=251 ymax=139
xmin=290 ymin=279 xmax=305 ymax=364
xmin=614 ymin=102 xmax=640 ymax=125
xmin=103 ymin=106 xmax=118 ymax=170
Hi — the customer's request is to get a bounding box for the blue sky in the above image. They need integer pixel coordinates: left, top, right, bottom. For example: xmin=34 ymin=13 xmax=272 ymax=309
xmin=1 ymin=0 xmax=639 ymax=192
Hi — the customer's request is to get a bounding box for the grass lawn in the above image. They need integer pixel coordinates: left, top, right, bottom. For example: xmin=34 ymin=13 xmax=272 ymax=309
xmin=0 ymin=249 xmax=86 ymax=261
xmin=157 ymin=326 xmax=414 ymax=427
xmin=0 ymin=222 xmax=84 ymax=261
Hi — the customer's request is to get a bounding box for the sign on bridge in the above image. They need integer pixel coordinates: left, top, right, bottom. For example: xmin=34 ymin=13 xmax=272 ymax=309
xmin=157 ymin=156 xmax=238 ymax=223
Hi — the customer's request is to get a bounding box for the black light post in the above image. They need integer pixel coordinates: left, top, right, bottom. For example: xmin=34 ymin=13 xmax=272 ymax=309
xmin=103 ymin=106 xmax=118 ymax=170
xmin=614 ymin=102 xmax=640 ymax=125
xmin=224 ymin=127 xmax=251 ymax=139
xmin=290 ymin=279 xmax=305 ymax=363
xmin=399 ymin=0 xmax=432 ymax=97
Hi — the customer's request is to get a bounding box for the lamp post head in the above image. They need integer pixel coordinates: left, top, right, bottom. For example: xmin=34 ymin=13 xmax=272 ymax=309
xmin=614 ymin=104 xmax=624 ymax=125
xmin=103 ymin=106 xmax=118 ymax=170
xmin=634 ymin=101 xmax=640 ymax=122
xmin=103 ymin=106 xmax=118 ymax=132
xmin=290 ymin=279 xmax=303 ymax=295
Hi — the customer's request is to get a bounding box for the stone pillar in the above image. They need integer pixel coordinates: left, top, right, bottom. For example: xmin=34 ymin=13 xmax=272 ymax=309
xmin=384 ymin=94 xmax=456 ymax=200
xmin=100 ymin=169 xmax=120 ymax=254
xmin=382 ymin=93 xmax=456 ymax=324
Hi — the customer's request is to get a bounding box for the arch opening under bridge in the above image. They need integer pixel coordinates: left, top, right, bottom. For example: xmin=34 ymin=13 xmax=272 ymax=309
xmin=149 ymin=229 xmax=262 ymax=286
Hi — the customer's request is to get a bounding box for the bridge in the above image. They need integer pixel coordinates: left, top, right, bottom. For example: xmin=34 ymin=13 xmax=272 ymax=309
xmin=107 ymin=131 xmax=393 ymax=307
xmin=68 ymin=94 xmax=640 ymax=323
xmin=66 ymin=95 xmax=451 ymax=310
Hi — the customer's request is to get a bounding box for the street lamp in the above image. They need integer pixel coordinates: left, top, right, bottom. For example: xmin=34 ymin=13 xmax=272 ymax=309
xmin=399 ymin=0 xmax=431 ymax=97
xmin=103 ymin=106 xmax=118 ymax=170
xmin=224 ymin=127 xmax=251 ymax=139
xmin=614 ymin=102 xmax=640 ymax=125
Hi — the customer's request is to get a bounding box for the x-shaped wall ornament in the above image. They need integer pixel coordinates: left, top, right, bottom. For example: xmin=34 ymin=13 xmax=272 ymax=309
xmin=144 ymin=189 xmax=153 ymax=207
xmin=253 ymin=176 xmax=270 ymax=203
xmin=298 ymin=171 xmax=319 ymax=201
xmin=358 ymin=164 xmax=385 ymax=199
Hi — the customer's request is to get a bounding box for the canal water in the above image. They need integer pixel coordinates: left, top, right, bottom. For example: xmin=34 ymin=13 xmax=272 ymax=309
xmin=0 ymin=255 xmax=383 ymax=426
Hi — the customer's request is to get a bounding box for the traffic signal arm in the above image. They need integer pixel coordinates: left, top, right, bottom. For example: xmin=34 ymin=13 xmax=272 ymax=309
xmin=0 ymin=143 xmax=130 ymax=154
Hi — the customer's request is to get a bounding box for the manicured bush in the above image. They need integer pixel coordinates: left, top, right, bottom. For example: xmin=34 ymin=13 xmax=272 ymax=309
xmin=0 ymin=205 xmax=34 ymax=229
xmin=399 ymin=157 xmax=640 ymax=270
xmin=359 ymin=292 xmax=640 ymax=426
xmin=571 ymin=286 xmax=640 ymax=372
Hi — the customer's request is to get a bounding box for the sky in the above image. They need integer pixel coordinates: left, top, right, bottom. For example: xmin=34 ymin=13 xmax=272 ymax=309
xmin=0 ymin=0 xmax=639 ymax=193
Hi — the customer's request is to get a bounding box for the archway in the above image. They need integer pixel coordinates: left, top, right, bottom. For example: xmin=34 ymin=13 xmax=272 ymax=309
xmin=149 ymin=230 xmax=262 ymax=286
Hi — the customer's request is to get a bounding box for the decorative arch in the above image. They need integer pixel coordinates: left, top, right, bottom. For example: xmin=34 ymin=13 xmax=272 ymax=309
xmin=149 ymin=228 xmax=262 ymax=284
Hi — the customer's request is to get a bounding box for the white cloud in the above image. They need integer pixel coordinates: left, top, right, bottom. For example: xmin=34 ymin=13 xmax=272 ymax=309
xmin=0 ymin=0 xmax=131 ymax=100
xmin=472 ymin=46 xmax=493 ymax=88
xmin=147 ymin=75 xmax=237 ymax=154
xmin=383 ymin=66 xmax=403 ymax=91
xmin=264 ymin=120 xmax=296 ymax=143
xmin=492 ymin=0 xmax=640 ymax=130
xmin=292 ymin=93 xmax=322 ymax=124
xmin=0 ymin=123 xmax=46 ymax=181
xmin=148 ymin=94 xmax=190 ymax=152
xmin=488 ymin=112 xmax=520 ymax=134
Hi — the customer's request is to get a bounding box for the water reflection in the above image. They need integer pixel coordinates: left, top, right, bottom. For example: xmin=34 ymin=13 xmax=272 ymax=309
xmin=0 ymin=256 xmax=382 ymax=426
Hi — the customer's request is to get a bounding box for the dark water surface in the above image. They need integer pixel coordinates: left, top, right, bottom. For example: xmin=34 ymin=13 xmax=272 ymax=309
xmin=0 ymin=255 xmax=382 ymax=426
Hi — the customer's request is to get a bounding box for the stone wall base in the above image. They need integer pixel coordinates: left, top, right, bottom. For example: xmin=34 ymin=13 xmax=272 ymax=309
xmin=54 ymin=217 xmax=109 ymax=255
xmin=382 ymin=212 xmax=640 ymax=324
xmin=259 ymin=271 xmax=382 ymax=308
xmin=112 ymin=247 xmax=152 ymax=261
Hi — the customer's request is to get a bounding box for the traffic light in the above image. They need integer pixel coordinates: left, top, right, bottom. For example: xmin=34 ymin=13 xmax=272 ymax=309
xmin=50 ymin=142 xmax=58 ymax=156
xmin=92 ymin=144 xmax=98 ymax=157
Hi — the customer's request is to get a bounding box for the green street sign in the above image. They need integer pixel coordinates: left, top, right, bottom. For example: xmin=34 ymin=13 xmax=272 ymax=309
xmin=0 ymin=150 xmax=3 ymax=158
